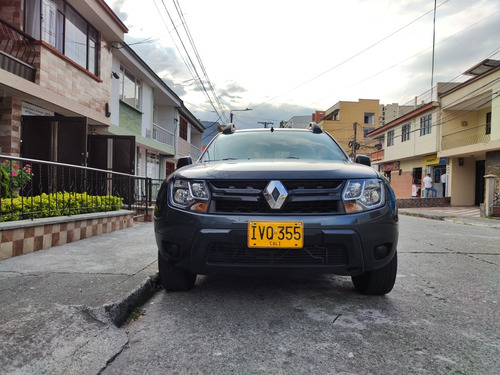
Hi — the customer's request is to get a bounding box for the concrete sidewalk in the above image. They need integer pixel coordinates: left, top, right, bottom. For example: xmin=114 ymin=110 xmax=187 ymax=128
xmin=399 ymin=206 xmax=500 ymax=229
xmin=0 ymin=222 xmax=158 ymax=374
xmin=0 ymin=207 xmax=498 ymax=374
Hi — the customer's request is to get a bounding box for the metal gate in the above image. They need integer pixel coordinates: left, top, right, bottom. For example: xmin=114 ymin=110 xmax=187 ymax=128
xmin=21 ymin=116 xmax=87 ymax=194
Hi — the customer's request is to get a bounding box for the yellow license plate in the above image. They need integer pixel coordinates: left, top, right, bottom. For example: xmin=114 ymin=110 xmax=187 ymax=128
xmin=248 ymin=221 xmax=304 ymax=248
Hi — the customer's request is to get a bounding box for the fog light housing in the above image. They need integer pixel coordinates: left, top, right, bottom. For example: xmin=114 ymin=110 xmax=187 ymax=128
xmin=373 ymin=244 xmax=391 ymax=260
xmin=163 ymin=241 xmax=181 ymax=259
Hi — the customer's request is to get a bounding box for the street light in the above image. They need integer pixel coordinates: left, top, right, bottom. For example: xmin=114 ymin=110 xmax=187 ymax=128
xmin=229 ymin=108 xmax=252 ymax=123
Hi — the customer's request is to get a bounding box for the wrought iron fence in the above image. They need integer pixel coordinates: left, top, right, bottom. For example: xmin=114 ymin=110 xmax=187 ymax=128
xmin=0 ymin=156 xmax=155 ymax=222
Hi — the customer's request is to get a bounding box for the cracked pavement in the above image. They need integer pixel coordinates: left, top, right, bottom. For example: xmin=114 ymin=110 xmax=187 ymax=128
xmin=0 ymin=222 xmax=157 ymax=375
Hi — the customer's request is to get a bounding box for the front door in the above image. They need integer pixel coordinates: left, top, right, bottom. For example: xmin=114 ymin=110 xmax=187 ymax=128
xmin=21 ymin=116 xmax=87 ymax=194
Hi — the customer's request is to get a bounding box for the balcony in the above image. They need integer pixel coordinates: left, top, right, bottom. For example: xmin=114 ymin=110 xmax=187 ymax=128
xmin=0 ymin=18 xmax=37 ymax=82
xmin=152 ymin=123 xmax=174 ymax=146
xmin=441 ymin=124 xmax=490 ymax=150
xmin=370 ymin=149 xmax=384 ymax=162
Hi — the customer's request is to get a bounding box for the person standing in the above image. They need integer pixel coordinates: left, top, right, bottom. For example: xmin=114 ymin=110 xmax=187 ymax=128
xmin=440 ymin=172 xmax=446 ymax=197
xmin=423 ymin=173 xmax=437 ymax=198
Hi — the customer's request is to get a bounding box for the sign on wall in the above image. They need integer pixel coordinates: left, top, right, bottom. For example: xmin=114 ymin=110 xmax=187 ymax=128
xmin=21 ymin=102 xmax=54 ymax=117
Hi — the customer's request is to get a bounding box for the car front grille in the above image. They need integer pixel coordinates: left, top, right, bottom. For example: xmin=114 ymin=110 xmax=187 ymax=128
xmin=206 ymin=243 xmax=348 ymax=265
xmin=208 ymin=179 xmax=344 ymax=215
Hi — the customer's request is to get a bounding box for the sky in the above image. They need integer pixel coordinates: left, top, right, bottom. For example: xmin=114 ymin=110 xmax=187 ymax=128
xmin=106 ymin=0 xmax=500 ymax=130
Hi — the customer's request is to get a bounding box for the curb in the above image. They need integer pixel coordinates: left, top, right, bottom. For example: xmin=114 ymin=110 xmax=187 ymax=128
xmin=88 ymin=273 xmax=161 ymax=327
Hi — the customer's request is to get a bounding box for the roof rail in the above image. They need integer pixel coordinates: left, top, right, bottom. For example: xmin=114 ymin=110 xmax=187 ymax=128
xmin=223 ymin=123 xmax=237 ymax=134
xmin=307 ymin=122 xmax=323 ymax=134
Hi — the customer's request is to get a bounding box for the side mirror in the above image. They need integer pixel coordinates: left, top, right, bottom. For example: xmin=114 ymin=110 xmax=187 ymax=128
xmin=177 ymin=156 xmax=193 ymax=169
xmin=355 ymin=155 xmax=371 ymax=167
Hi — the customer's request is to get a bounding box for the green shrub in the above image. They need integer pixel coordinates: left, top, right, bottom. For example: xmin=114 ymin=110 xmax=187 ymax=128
xmin=0 ymin=192 xmax=124 ymax=222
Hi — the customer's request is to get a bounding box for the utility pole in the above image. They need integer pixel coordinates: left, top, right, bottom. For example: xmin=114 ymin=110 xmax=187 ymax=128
xmin=348 ymin=122 xmax=360 ymax=159
xmin=258 ymin=121 xmax=273 ymax=128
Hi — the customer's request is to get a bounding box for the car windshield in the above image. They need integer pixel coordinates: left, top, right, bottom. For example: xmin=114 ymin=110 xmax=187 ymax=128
xmin=200 ymin=130 xmax=348 ymax=162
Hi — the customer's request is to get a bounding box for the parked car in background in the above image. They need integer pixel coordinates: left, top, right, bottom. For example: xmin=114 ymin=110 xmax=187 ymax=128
xmin=154 ymin=123 xmax=398 ymax=295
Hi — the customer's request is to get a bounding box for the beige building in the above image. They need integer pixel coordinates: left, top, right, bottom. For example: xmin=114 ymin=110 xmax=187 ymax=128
xmin=318 ymin=99 xmax=380 ymax=157
xmin=438 ymin=59 xmax=500 ymax=206
xmin=368 ymin=59 xmax=500 ymax=207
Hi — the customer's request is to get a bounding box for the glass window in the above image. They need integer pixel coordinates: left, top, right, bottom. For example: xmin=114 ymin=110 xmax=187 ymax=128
xmin=387 ymin=130 xmax=394 ymax=147
xmin=179 ymin=117 xmax=188 ymax=141
xmin=364 ymin=113 xmax=375 ymax=125
xmin=25 ymin=0 xmax=99 ymax=75
xmin=402 ymin=124 xmax=410 ymax=142
xmin=120 ymin=66 xmax=142 ymax=109
xmin=200 ymin=130 xmax=348 ymax=162
xmin=420 ymin=114 xmax=432 ymax=136
xmin=65 ymin=6 xmax=87 ymax=68
xmin=486 ymin=112 xmax=491 ymax=135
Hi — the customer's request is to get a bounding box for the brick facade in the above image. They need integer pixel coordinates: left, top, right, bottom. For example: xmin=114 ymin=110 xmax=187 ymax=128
xmin=0 ymin=97 xmax=21 ymax=155
xmin=389 ymin=170 xmax=414 ymax=198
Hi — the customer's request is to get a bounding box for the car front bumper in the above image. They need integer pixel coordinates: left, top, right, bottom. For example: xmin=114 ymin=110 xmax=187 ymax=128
xmin=154 ymin=203 xmax=398 ymax=277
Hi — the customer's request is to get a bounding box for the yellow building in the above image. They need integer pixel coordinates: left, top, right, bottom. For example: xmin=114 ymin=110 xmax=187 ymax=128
xmin=318 ymin=99 xmax=380 ymax=157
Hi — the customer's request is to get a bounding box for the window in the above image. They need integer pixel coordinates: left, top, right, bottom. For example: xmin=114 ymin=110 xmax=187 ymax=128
xmin=364 ymin=113 xmax=375 ymax=125
xmin=402 ymin=123 xmax=411 ymax=142
xmin=119 ymin=66 xmax=142 ymax=109
xmin=420 ymin=114 xmax=432 ymax=136
xmin=179 ymin=117 xmax=188 ymax=141
xmin=486 ymin=112 xmax=491 ymax=135
xmin=387 ymin=130 xmax=394 ymax=147
xmin=25 ymin=0 xmax=99 ymax=75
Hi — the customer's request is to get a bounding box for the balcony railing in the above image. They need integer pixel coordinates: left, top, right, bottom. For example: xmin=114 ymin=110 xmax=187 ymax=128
xmin=0 ymin=18 xmax=37 ymax=81
xmin=190 ymin=144 xmax=202 ymax=160
xmin=441 ymin=124 xmax=490 ymax=150
xmin=152 ymin=123 xmax=174 ymax=146
xmin=1 ymin=156 xmax=154 ymax=222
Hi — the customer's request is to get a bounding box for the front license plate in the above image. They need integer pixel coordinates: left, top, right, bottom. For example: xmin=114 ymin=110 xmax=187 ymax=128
xmin=248 ymin=221 xmax=304 ymax=248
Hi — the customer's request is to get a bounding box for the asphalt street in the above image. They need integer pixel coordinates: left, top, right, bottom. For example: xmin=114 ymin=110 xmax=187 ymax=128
xmin=0 ymin=209 xmax=499 ymax=374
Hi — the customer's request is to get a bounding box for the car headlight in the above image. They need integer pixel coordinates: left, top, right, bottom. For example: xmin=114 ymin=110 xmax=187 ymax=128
xmin=170 ymin=179 xmax=210 ymax=213
xmin=343 ymin=179 xmax=385 ymax=213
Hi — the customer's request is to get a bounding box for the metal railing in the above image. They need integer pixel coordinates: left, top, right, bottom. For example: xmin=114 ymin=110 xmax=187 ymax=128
xmin=441 ymin=124 xmax=490 ymax=150
xmin=152 ymin=123 xmax=174 ymax=146
xmin=1 ymin=156 xmax=155 ymax=222
xmin=0 ymin=18 xmax=37 ymax=81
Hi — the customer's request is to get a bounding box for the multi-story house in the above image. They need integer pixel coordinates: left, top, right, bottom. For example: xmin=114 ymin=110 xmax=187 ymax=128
xmin=317 ymin=99 xmax=380 ymax=157
xmin=367 ymin=102 xmax=442 ymax=199
xmin=438 ymin=59 xmax=500 ymax=206
xmin=106 ymin=42 xmax=203 ymax=181
xmin=0 ymin=0 xmax=127 ymax=163
xmin=0 ymin=0 xmax=203 ymax=183
xmin=367 ymin=59 xmax=500 ymax=207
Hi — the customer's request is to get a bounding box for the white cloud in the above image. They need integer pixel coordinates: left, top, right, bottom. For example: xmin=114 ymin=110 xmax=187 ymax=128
xmin=106 ymin=0 xmax=500 ymax=127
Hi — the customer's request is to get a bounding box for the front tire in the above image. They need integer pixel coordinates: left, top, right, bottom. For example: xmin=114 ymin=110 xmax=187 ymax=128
xmin=158 ymin=251 xmax=196 ymax=291
xmin=352 ymin=252 xmax=397 ymax=295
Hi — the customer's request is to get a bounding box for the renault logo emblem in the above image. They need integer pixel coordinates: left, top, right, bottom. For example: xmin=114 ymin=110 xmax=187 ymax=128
xmin=264 ymin=181 xmax=288 ymax=210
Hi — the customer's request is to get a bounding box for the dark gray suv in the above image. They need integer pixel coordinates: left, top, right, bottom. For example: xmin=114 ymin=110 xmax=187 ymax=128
xmin=154 ymin=123 xmax=398 ymax=295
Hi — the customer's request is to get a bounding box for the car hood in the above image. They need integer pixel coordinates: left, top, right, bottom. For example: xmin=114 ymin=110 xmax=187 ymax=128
xmin=172 ymin=160 xmax=380 ymax=180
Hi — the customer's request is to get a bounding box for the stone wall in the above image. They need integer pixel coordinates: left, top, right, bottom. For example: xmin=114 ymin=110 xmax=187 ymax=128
xmin=396 ymin=197 xmax=451 ymax=208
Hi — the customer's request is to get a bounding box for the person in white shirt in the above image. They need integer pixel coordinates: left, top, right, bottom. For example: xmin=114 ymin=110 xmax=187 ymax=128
xmin=423 ymin=173 xmax=437 ymax=198
xmin=440 ymin=172 xmax=446 ymax=197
